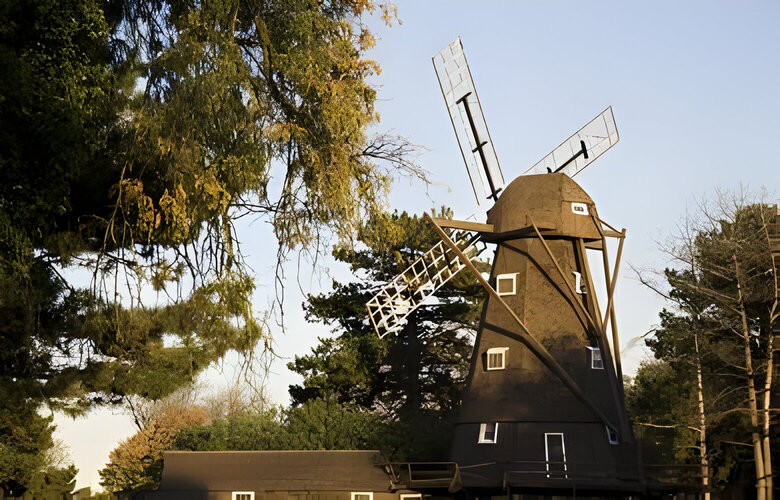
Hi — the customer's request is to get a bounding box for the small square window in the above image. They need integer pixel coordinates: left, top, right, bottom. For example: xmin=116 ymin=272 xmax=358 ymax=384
xmin=486 ymin=347 xmax=508 ymax=370
xmin=352 ymin=493 xmax=373 ymax=500
xmin=478 ymin=422 xmax=498 ymax=444
xmin=496 ymin=273 xmax=517 ymax=296
xmin=232 ymin=493 xmax=254 ymax=500
xmin=587 ymin=346 xmax=604 ymax=370
xmin=400 ymin=495 xmax=422 ymax=500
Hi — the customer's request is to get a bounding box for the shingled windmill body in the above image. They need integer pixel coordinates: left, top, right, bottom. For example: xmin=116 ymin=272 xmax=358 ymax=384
xmin=449 ymin=172 xmax=642 ymax=493
xmin=366 ymin=38 xmax=642 ymax=495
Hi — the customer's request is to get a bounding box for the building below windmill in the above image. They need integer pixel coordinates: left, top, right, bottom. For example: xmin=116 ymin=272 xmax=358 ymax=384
xmin=125 ymin=450 xmax=450 ymax=500
xmin=106 ymin=448 xmax=710 ymax=500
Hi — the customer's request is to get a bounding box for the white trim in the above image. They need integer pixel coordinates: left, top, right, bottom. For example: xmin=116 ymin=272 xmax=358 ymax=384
xmin=400 ymin=495 xmax=422 ymax=500
xmin=486 ymin=347 xmax=509 ymax=370
xmin=478 ymin=422 xmax=498 ymax=443
xmin=606 ymin=426 xmax=619 ymax=445
xmin=496 ymin=273 xmax=517 ymax=296
xmin=572 ymin=271 xmax=584 ymax=294
xmin=544 ymin=433 xmax=567 ymax=478
xmin=352 ymin=493 xmax=373 ymax=500
xmin=587 ymin=346 xmax=604 ymax=370
xmin=232 ymin=493 xmax=255 ymax=500
xmin=571 ymin=202 xmax=588 ymax=215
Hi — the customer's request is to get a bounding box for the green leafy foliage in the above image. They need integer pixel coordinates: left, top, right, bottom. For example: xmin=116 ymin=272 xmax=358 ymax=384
xmin=99 ymin=405 xmax=209 ymax=492
xmin=629 ymin=199 xmax=777 ymax=490
xmin=174 ymin=399 xmax=387 ymax=453
xmin=0 ymin=0 xmax=418 ymax=492
xmin=167 ymin=209 xmax=485 ymax=465
xmin=289 ymin=209 xmax=486 ymax=459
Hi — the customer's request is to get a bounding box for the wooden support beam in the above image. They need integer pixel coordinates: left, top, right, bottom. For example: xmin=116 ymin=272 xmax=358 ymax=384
xmin=425 ymin=213 xmax=618 ymax=434
xmin=430 ymin=217 xmax=494 ymax=234
xmin=602 ymin=232 xmax=625 ymax=338
xmin=500 ymin=241 xmax=594 ymax=335
xmin=482 ymin=322 xmax=618 ymax=433
xmin=597 ymin=216 xmax=623 ymax=236
xmin=604 ymin=229 xmax=624 ymax=239
xmin=584 ymin=239 xmax=604 ymax=250
xmin=593 ymin=214 xmax=627 ymax=383
xmin=529 ymin=218 xmax=601 ymax=335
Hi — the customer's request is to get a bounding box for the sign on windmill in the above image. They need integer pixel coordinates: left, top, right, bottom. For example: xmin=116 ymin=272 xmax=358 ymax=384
xmin=366 ymin=37 xmax=644 ymax=492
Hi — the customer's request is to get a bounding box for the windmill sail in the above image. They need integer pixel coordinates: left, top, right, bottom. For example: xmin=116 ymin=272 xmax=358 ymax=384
xmin=366 ymin=231 xmax=482 ymax=338
xmin=433 ymin=38 xmax=504 ymax=204
xmin=523 ymin=106 xmax=619 ymax=178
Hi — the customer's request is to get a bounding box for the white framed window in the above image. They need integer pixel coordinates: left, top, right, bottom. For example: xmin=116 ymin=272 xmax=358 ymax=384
xmin=352 ymin=493 xmax=373 ymax=500
xmin=486 ymin=347 xmax=509 ymax=370
xmin=606 ymin=426 xmax=619 ymax=445
xmin=232 ymin=493 xmax=255 ymax=500
xmin=400 ymin=494 xmax=422 ymax=500
xmin=478 ymin=422 xmax=498 ymax=444
xmin=544 ymin=433 xmax=567 ymax=478
xmin=587 ymin=346 xmax=604 ymax=370
xmin=571 ymin=202 xmax=588 ymax=215
xmin=572 ymin=271 xmax=585 ymax=294
xmin=496 ymin=273 xmax=517 ymax=296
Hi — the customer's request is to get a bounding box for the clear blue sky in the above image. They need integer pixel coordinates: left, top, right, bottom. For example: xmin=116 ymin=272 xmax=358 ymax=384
xmin=57 ymin=1 xmax=780 ymax=491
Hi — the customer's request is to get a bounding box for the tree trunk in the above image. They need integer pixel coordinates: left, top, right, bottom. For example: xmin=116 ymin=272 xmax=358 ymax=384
xmin=694 ymin=333 xmax=710 ymax=500
xmin=761 ymin=204 xmax=778 ymax=500
xmin=404 ymin=311 xmax=420 ymax=414
xmin=736 ymin=255 xmax=767 ymax=500
xmin=762 ymin=329 xmax=774 ymax=500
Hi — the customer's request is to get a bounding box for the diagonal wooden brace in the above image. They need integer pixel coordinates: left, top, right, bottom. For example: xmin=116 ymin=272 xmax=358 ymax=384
xmin=425 ymin=213 xmax=619 ymax=435
xmin=528 ymin=217 xmax=601 ymax=336
xmin=592 ymin=213 xmax=626 ymax=381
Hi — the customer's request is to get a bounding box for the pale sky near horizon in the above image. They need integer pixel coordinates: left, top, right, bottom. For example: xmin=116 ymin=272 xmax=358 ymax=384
xmin=54 ymin=1 xmax=780 ymax=491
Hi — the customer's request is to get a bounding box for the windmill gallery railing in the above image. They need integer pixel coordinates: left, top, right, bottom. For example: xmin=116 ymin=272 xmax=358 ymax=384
xmin=489 ymin=461 xmax=702 ymax=492
xmin=384 ymin=459 xmax=704 ymax=494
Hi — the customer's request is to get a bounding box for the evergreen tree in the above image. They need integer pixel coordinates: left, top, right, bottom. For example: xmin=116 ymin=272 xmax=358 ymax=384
xmin=289 ymin=209 xmax=487 ymax=460
xmin=0 ymin=0 xmax=419 ymax=491
xmin=632 ymin=195 xmax=778 ymax=496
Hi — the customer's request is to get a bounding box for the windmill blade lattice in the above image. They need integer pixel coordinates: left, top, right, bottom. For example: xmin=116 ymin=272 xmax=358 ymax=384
xmin=366 ymin=231 xmax=483 ymax=338
xmin=433 ymin=37 xmax=504 ymax=204
xmin=523 ymin=106 xmax=619 ymax=178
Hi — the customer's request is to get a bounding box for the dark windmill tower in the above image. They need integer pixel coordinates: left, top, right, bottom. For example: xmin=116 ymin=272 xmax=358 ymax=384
xmin=366 ymin=38 xmax=643 ymax=496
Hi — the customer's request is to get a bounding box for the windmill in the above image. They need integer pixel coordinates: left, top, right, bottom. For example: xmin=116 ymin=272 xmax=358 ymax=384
xmin=366 ymin=38 xmax=643 ymax=494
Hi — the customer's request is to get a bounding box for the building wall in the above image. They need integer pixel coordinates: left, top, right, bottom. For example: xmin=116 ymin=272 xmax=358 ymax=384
xmin=140 ymin=490 xmax=414 ymax=500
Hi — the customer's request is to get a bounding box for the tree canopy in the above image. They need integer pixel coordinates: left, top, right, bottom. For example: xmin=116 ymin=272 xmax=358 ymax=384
xmin=0 ymin=0 xmax=419 ymax=492
xmin=629 ymin=195 xmax=778 ymax=495
xmin=288 ymin=209 xmax=486 ymax=459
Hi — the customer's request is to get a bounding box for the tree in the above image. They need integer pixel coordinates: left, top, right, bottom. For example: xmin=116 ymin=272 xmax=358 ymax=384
xmin=0 ymin=401 xmax=72 ymax=497
xmin=24 ymin=439 xmax=78 ymax=499
xmin=173 ymin=398 xmax=388 ymax=452
xmin=99 ymin=404 xmax=209 ymax=492
xmin=635 ymin=192 xmax=778 ymax=497
xmin=0 ymin=396 xmax=77 ymax=498
xmin=0 ymin=0 xmax=419 ymax=490
xmin=289 ymin=209 xmax=486 ymax=459
xmin=174 ymin=409 xmax=286 ymax=452
xmin=626 ymin=360 xmax=698 ymax=466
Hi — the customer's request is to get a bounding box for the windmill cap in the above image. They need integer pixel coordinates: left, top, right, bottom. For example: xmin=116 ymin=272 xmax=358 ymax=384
xmin=486 ymin=173 xmax=602 ymax=240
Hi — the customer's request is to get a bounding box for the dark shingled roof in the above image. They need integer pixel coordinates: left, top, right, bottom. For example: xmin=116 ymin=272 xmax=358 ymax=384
xmin=157 ymin=450 xmax=392 ymax=492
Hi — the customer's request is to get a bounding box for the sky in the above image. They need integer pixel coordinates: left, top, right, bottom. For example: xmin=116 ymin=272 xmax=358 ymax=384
xmin=54 ymin=1 xmax=780 ymax=491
